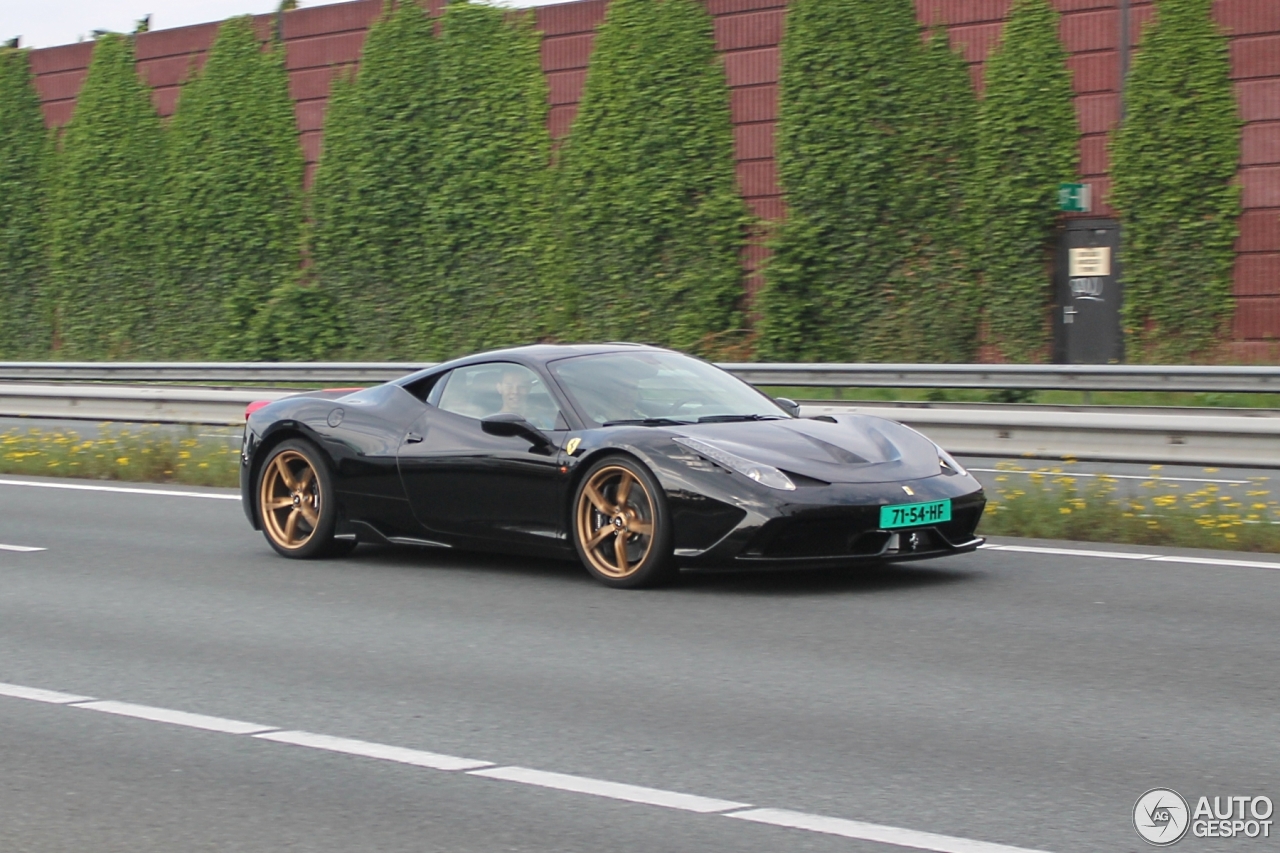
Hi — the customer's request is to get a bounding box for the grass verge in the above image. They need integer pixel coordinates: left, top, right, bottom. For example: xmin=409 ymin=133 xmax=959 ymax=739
xmin=0 ymin=424 xmax=240 ymax=488
xmin=976 ymin=460 xmax=1280 ymax=553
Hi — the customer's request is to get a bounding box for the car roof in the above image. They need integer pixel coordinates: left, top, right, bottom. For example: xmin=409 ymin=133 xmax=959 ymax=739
xmin=392 ymin=342 xmax=668 ymax=386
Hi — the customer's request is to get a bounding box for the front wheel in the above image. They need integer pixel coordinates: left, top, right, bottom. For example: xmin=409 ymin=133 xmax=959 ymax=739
xmin=256 ymin=439 xmax=342 ymax=559
xmin=572 ymin=455 xmax=676 ymax=588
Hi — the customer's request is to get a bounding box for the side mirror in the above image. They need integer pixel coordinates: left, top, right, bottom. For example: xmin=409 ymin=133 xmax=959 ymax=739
xmin=482 ymin=412 xmax=552 ymax=448
xmin=775 ymin=397 xmax=801 ymax=418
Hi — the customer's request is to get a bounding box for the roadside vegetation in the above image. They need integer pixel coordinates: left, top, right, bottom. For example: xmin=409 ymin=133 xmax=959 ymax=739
xmin=978 ymin=460 xmax=1280 ymax=553
xmin=3 ymin=426 xmax=1276 ymax=555
xmin=0 ymin=425 xmax=240 ymax=487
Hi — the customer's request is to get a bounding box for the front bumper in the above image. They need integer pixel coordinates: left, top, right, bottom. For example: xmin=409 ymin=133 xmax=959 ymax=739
xmin=671 ymin=474 xmax=986 ymax=569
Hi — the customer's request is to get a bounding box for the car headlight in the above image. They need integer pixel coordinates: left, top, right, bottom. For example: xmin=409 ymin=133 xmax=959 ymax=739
xmin=935 ymin=443 xmax=967 ymax=476
xmin=673 ymin=436 xmax=796 ymax=491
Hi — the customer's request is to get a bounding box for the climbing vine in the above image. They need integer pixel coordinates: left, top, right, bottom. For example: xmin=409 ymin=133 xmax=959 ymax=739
xmin=1110 ymin=0 xmax=1241 ymax=362
xmin=0 ymin=47 xmax=50 ymax=358
xmin=970 ymin=0 xmax=1079 ymax=362
xmin=47 ymin=34 xmax=164 ymax=358
xmin=162 ymin=16 xmax=304 ymax=359
xmin=550 ymin=0 xmax=748 ymax=353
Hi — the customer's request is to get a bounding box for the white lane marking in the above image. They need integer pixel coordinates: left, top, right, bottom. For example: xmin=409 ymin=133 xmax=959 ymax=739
xmin=256 ymin=730 xmax=492 ymax=771
xmin=468 ymin=765 xmax=750 ymax=814
xmin=727 ymin=808 xmax=1051 ymax=853
xmin=0 ymin=543 xmax=45 ymax=552
xmin=1151 ymin=554 xmax=1280 ymax=571
xmin=983 ymin=543 xmax=1280 ymax=572
xmin=0 ymin=478 xmax=239 ymax=501
xmin=987 ymin=544 xmax=1157 ymax=560
xmin=0 ymin=678 xmax=1057 ymax=853
xmin=0 ymin=682 xmax=94 ymax=704
xmin=968 ymin=468 xmax=1251 ymax=485
xmin=74 ymin=700 xmax=276 ymax=735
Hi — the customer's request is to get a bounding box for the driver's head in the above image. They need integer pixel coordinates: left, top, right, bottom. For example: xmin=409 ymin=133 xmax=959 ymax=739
xmin=497 ymin=369 xmax=532 ymax=414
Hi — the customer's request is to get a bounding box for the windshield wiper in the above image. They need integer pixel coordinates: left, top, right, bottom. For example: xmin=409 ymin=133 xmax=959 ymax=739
xmin=696 ymin=414 xmax=788 ymax=423
xmin=602 ymin=417 xmax=691 ymax=427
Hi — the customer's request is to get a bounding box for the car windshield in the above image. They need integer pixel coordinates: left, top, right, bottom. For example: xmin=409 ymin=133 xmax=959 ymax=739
xmin=549 ymin=351 xmax=788 ymax=427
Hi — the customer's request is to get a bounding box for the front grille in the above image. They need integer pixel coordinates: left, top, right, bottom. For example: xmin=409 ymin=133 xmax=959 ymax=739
xmin=747 ymin=514 xmax=887 ymax=559
xmin=744 ymin=495 xmax=985 ymax=559
xmin=934 ymin=503 xmax=983 ymax=546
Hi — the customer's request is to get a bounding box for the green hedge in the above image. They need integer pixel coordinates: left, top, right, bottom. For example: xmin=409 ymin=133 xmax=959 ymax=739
xmin=420 ymin=2 xmax=550 ymax=356
xmin=47 ymin=34 xmax=164 ymax=358
xmin=310 ymin=0 xmax=437 ymax=359
xmin=1110 ymin=0 xmax=1241 ymax=361
xmin=551 ymin=0 xmax=747 ymax=353
xmin=0 ymin=47 xmax=50 ymax=359
xmin=970 ymin=0 xmax=1079 ymax=362
xmin=161 ymin=16 xmax=304 ymax=360
xmin=759 ymin=0 xmax=977 ymax=362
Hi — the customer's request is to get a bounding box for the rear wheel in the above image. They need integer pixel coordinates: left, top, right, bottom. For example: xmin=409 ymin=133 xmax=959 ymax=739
xmin=572 ymin=455 xmax=675 ymax=588
xmin=257 ymin=439 xmax=342 ymax=558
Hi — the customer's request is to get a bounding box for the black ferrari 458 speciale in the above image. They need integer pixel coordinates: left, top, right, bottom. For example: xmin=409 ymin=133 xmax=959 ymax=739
xmin=241 ymin=344 xmax=985 ymax=587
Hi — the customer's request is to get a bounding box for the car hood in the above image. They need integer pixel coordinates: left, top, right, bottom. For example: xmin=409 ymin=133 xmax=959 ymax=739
xmin=669 ymin=415 xmax=940 ymax=484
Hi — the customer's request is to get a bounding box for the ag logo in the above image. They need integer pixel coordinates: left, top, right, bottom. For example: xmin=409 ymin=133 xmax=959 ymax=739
xmin=1134 ymin=788 xmax=1190 ymax=846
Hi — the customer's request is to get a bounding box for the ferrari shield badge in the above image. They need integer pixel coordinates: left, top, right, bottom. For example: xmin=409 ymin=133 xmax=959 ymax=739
xmin=565 ymin=437 xmax=582 ymax=455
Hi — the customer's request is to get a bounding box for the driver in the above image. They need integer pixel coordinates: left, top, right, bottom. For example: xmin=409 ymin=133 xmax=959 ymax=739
xmin=497 ymin=368 xmax=533 ymax=418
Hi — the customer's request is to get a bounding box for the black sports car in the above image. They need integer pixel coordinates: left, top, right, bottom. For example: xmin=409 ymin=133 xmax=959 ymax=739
xmin=241 ymin=344 xmax=985 ymax=587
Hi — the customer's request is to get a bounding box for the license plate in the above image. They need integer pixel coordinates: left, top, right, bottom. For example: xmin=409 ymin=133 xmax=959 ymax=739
xmin=880 ymin=499 xmax=951 ymax=529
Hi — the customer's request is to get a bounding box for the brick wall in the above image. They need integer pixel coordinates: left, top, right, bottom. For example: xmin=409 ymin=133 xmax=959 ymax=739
xmin=24 ymin=0 xmax=1280 ymax=359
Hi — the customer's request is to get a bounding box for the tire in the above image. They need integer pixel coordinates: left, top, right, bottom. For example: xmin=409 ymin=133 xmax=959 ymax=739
xmin=256 ymin=439 xmax=342 ymax=559
xmin=572 ymin=455 xmax=676 ymax=589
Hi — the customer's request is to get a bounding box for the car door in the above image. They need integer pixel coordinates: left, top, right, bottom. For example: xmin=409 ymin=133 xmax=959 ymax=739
xmin=397 ymin=362 xmax=569 ymax=548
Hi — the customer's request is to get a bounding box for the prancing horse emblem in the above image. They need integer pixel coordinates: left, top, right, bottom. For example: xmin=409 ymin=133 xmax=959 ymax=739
xmin=565 ymin=437 xmax=582 ymax=455
xmin=902 ymin=485 xmax=914 ymax=496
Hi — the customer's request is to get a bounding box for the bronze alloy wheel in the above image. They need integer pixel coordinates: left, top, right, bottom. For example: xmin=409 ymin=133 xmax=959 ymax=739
xmin=259 ymin=449 xmax=322 ymax=551
xmin=575 ymin=464 xmax=657 ymax=579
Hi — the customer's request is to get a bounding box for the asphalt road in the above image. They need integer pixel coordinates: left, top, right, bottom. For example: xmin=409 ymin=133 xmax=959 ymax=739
xmin=1 ymin=474 xmax=1277 ymax=852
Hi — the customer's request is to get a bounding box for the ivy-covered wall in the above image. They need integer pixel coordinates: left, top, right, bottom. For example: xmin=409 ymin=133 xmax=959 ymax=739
xmin=759 ymin=0 xmax=977 ymax=363
xmin=11 ymin=0 xmax=1280 ymax=363
xmin=970 ymin=0 xmax=1079 ymax=363
xmin=0 ymin=47 xmax=49 ymax=359
xmin=1111 ymin=0 xmax=1242 ymax=362
xmin=309 ymin=0 xmax=437 ymax=359
xmin=162 ymin=16 xmax=304 ymax=360
xmin=46 ymin=34 xmax=164 ymax=359
xmin=420 ymin=1 xmax=551 ymax=356
xmin=551 ymin=0 xmax=747 ymax=355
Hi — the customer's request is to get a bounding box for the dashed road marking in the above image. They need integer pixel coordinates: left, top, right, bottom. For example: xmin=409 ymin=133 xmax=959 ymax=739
xmin=0 ymin=678 xmax=1055 ymax=853
xmin=727 ymin=808 xmax=1050 ymax=853
xmin=469 ymin=765 xmax=750 ymax=813
xmin=74 ymin=700 xmax=277 ymax=735
xmin=0 ymin=543 xmax=45 ymax=552
xmin=0 ymin=681 xmax=93 ymax=704
xmin=0 ymin=478 xmax=239 ymax=500
xmin=256 ymin=730 xmax=492 ymax=772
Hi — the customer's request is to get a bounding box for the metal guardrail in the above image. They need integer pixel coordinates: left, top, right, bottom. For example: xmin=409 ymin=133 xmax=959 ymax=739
xmin=0 ymin=362 xmax=426 ymax=385
xmin=3 ymin=362 xmax=1280 ymax=466
xmin=0 ymin=384 xmax=292 ymax=425
xmin=804 ymin=402 xmax=1280 ymax=469
xmin=3 ymin=383 xmax=1280 ymax=467
xmin=3 ymin=361 xmax=1280 ymax=393
xmin=720 ymin=363 xmax=1280 ymax=393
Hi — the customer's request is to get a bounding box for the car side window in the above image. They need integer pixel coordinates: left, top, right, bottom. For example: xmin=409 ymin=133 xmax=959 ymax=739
xmin=435 ymin=363 xmax=563 ymax=432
